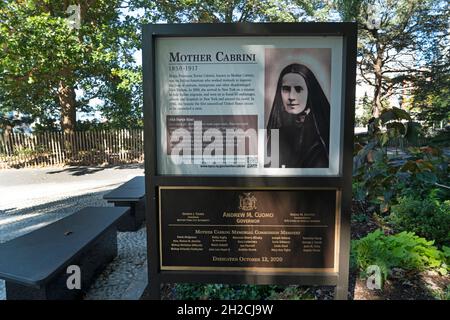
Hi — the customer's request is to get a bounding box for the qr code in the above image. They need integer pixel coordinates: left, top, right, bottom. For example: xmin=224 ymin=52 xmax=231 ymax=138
xmin=247 ymin=156 xmax=258 ymax=168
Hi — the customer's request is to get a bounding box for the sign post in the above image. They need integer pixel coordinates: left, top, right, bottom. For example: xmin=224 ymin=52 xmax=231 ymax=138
xmin=142 ymin=23 xmax=357 ymax=300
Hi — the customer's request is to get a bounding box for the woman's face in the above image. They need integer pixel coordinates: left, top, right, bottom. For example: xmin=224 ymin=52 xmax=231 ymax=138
xmin=281 ymin=73 xmax=308 ymax=115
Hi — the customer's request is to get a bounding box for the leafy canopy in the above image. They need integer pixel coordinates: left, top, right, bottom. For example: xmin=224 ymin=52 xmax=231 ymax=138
xmin=0 ymin=0 xmax=144 ymax=130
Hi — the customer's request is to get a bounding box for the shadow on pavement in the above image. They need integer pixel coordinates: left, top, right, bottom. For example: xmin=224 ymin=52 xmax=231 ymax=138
xmin=46 ymin=163 xmax=144 ymax=176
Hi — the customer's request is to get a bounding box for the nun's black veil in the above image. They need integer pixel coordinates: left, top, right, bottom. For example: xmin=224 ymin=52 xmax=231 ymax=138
xmin=267 ymin=63 xmax=330 ymax=153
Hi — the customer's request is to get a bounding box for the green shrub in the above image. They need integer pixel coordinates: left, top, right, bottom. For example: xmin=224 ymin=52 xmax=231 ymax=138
xmin=174 ymin=284 xmax=279 ymax=300
xmin=174 ymin=284 xmax=319 ymax=300
xmin=353 ymin=108 xmax=449 ymax=214
xmin=351 ymin=230 xmax=449 ymax=284
xmin=442 ymin=285 xmax=450 ymax=300
xmin=389 ymin=196 xmax=450 ymax=246
xmin=443 ymin=246 xmax=450 ymax=260
xmin=267 ymin=286 xmax=316 ymax=300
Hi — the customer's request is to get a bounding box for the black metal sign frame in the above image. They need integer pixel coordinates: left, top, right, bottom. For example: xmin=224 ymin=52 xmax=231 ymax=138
xmin=142 ymin=22 xmax=357 ymax=300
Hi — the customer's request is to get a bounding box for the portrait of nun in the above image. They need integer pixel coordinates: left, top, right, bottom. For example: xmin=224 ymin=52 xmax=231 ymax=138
xmin=266 ymin=63 xmax=330 ymax=168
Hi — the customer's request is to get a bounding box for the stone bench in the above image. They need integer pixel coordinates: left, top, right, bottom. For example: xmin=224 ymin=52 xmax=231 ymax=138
xmin=0 ymin=206 xmax=129 ymax=300
xmin=103 ymin=176 xmax=145 ymax=231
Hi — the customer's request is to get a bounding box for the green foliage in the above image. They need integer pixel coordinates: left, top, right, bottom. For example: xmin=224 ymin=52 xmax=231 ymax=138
xmin=146 ymin=0 xmax=320 ymax=23
xmin=267 ymin=286 xmax=316 ymax=300
xmin=174 ymin=283 xmax=319 ymax=300
xmin=389 ymin=196 xmax=450 ymax=247
xmin=409 ymin=1 xmax=449 ymax=129
xmin=443 ymin=246 xmax=450 ymax=258
xmin=412 ymin=68 xmax=450 ymax=130
xmin=73 ymin=119 xmax=142 ymax=131
xmin=355 ymin=92 xmax=372 ymax=127
xmin=174 ymin=284 xmax=279 ymax=300
xmin=0 ymin=0 xmax=143 ymax=130
xmin=431 ymin=284 xmax=450 ymax=300
xmin=427 ymin=128 xmax=450 ymax=148
xmin=351 ymin=230 xmax=450 ymax=283
xmin=352 ymin=181 xmax=366 ymax=202
xmin=13 ymin=146 xmax=40 ymax=158
xmin=355 ymin=147 xmax=448 ymax=213
xmin=353 ymin=108 xmax=449 ymax=213
xmin=441 ymin=285 xmax=450 ymax=300
xmin=352 ymin=212 xmax=369 ymax=224
xmin=354 ymin=108 xmax=450 ymax=280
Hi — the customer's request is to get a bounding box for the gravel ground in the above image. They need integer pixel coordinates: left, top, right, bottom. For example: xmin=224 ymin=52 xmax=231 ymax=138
xmin=0 ymin=165 xmax=146 ymax=300
xmin=84 ymin=227 xmax=147 ymax=300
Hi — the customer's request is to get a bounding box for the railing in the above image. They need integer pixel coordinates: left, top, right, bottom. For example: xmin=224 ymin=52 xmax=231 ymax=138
xmin=0 ymin=129 xmax=144 ymax=169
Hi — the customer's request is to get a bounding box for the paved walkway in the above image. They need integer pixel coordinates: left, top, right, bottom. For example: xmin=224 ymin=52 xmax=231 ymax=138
xmin=0 ymin=165 xmax=147 ymax=300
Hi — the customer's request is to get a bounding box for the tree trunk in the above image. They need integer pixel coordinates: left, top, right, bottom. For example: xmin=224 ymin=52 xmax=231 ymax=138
xmin=371 ymin=30 xmax=384 ymax=118
xmin=58 ymin=81 xmax=76 ymax=134
xmin=373 ymin=55 xmax=383 ymax=118
xmin=3 ymin=125 xmax=12 ymax=156
xmin=373 ymin=83 xmax=382 ymax=118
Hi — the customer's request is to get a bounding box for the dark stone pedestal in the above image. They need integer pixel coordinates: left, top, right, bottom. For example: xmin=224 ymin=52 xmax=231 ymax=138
xmin=114 ymin=199 xmax=145 ymax=232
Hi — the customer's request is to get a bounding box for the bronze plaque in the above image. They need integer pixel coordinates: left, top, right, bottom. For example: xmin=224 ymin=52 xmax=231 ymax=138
xmin=159 ymin=188 xmax=339 ymax=272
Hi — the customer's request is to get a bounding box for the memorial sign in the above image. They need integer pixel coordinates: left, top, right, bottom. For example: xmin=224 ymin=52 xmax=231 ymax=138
xmin=143 ymin=23 xmax=357 ymax=300
xmin=160 ymin=188 xmax=339 ymax=271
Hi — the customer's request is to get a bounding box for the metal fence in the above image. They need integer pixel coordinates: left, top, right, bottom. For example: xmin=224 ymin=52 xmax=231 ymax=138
xmin=0 ymin=129 xmax=144 ymax=169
